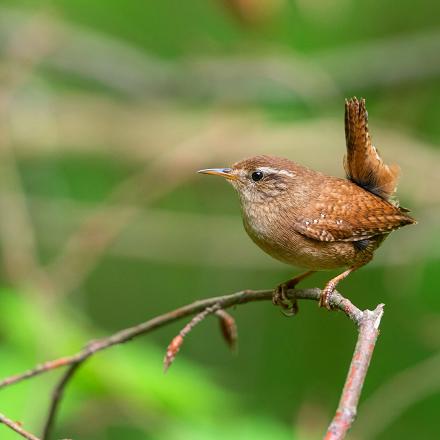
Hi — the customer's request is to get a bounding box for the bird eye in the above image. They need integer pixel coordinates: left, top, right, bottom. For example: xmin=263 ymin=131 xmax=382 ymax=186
xmin=251 ymin=171 xmax=264 ymax=182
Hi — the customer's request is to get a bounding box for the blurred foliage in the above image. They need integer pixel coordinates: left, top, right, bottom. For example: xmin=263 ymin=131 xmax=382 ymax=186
xmin=0 ymin=1 xmax=439 ymax=439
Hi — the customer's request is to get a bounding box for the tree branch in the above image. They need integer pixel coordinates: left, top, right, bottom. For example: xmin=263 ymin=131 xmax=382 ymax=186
xmin=324 ymin=304 xmax=384 ymax=439
xmin=0 ymin=288 xmax=383 ymax=440
xmin=0 ymin=412 xmax=41 ymax=440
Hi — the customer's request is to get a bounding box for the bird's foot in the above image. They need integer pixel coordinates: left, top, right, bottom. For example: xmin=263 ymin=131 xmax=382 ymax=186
xmin=272 ymin=271 xmax=316 ymax=316
xmin=319 ymin=267 xmax=357 ymax=310
xmin=272 ymin=281 xmax=298 ymax=317
xmin=319 ymin=281 xmax=337 ymax=311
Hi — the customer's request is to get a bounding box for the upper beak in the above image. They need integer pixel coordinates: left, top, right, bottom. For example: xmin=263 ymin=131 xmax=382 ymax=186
xmin=197 ymin=168 xmax=237 ymax=181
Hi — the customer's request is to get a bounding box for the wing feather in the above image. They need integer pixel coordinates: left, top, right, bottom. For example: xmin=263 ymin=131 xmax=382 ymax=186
xmin=293 ymin=178 xmax=415 ymax=242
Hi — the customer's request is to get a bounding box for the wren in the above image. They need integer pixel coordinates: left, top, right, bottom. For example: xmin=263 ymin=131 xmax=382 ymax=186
xmin=198 ymin=98 xmax=416 ymax=314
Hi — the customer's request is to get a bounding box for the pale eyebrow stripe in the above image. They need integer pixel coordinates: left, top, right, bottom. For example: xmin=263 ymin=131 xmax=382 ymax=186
xmin=258 ymin=167 xmax=295 ymax=177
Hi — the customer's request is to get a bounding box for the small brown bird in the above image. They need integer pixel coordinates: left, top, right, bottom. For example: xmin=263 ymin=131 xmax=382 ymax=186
xmin=198 ymin=98 xmax=416 ymax=314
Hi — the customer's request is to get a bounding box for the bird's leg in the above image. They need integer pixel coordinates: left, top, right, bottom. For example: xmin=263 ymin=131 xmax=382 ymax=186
xmin=319 ymin=267 xmax=357 ymax=310
xmin=273 ymin=270 xmax=316 ymax=316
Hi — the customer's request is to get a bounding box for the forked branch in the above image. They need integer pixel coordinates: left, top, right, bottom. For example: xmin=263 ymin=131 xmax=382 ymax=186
xmin=0 ymin=288 xmax=384 ymax=440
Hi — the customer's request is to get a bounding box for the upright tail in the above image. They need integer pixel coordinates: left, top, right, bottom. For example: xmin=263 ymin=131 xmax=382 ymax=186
xmin=344 ymin=97 xmax=400 ymax=202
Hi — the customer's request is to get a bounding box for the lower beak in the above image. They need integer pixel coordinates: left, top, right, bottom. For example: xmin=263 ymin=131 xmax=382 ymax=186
xmin=197 ymin=168 xmax=237 ymax=181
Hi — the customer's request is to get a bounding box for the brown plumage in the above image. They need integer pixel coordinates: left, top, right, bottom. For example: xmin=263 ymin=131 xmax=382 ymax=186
xmin=344 ymin=97 xmax=400 ymax=201
xmin=198 ymin=97 xmax=416 ymax=314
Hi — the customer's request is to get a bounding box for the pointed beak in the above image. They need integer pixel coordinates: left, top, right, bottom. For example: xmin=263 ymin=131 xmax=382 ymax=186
xmin=197 ymin=168 xmax=237 ymax=181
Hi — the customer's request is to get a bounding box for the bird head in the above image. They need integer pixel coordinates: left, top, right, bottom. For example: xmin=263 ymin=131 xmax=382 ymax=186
xmin=198 ymin=155 xmax=301 ymax=205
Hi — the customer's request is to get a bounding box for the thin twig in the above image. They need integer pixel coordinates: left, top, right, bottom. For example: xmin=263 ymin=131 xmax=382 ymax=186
xmin=41 ymin=363 xmax=81 ymax=440
xmin=0 ymin=288 xmax=381 ymax=440
xmin=0 ymin=288 xmax=268 ymax=390
xmin=164 ymin=303 xmax=221 ymax=372
xmin=0 ymin=412 xmax=41 ymax=440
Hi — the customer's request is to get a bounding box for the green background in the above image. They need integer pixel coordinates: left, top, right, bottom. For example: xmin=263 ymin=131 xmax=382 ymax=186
xmin=0 ymin=1 xmax=439 ymax=439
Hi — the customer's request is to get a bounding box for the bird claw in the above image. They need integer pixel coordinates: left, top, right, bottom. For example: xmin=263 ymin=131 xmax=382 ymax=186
xmin=272 ymin=283 xmax=298 ymax=317
xmin=319 ymin=285 xmax=335 ymax=310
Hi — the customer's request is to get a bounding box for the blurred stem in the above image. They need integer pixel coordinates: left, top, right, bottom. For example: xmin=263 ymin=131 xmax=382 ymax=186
xmin=45 ymin=123 xmax=223 ymax=296
xmin=0 ymin=13 xmax=56 ymax=294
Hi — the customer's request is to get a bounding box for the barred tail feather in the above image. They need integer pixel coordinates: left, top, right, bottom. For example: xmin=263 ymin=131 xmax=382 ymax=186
xmin=344 ymin=97 xmax=400 ymax=201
